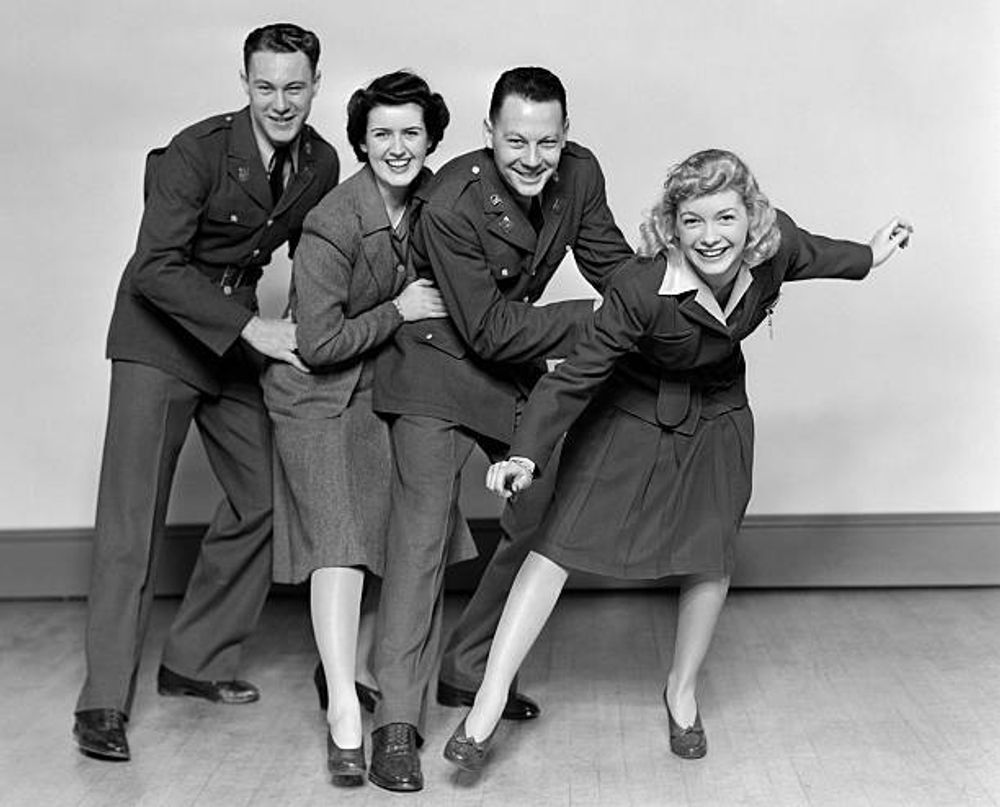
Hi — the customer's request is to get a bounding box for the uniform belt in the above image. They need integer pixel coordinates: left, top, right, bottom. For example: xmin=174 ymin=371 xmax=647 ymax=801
xmin=203 ymin=265 xmax=263 ymax=293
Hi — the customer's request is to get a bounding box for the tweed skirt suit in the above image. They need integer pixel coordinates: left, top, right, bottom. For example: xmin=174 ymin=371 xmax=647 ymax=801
xmin=262 ymin=166 xmax=421 ymax=582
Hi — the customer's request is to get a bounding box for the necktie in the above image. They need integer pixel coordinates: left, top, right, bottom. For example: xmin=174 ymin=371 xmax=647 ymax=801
xmin=269 ymin=147 xmax=289 ymax=206
xmin=528 ymin=197 xmax=544 ymax=234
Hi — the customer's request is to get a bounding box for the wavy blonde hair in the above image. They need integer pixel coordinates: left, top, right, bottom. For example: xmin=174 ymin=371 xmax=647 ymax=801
xmin=638 ymin=149 xmax=781 ymax=269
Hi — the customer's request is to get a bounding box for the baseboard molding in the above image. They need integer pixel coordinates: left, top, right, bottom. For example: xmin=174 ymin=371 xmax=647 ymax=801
xmin=1 ymin=513 xmax=997 ymax=599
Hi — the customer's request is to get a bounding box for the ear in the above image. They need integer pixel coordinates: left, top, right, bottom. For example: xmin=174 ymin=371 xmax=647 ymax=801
xmin=312 ymin=69 xmax=322 ymax=92
xmin=482 ymin=117 xmax=494 ymax=150
xmin=561 ymin=115 xmax=570 ymax=142
xmin=240 ymin=71 xmax=250 ymax=97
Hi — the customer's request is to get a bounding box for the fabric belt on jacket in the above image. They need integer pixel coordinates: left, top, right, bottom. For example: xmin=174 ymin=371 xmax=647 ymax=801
xmin=199 ymin=264 xmax=264 ymax=294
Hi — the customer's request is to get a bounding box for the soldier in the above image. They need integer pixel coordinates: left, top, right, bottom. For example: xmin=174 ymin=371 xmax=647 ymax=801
xmin=368 ymin=66 xmax=633 ymax=793
xmin=73 ymin=22 xmax=339 ymax=762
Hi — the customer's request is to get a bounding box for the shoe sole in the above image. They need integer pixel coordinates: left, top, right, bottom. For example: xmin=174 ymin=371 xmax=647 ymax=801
xmin=157 ymin=685 xmax=258 ymax=705
xmin=367 ymin=771 xmax=423 ymax=792
xmin=442 ymin=748 xmax=485 ymax=773
xmin=74 ymin=737 xmax=130 ymax=762
xmin=436 ymin=689 xmax=538 ymax=721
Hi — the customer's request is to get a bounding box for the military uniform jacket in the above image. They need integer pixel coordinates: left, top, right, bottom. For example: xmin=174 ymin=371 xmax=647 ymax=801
xmin=373 ymin=142 xmax=632 ymax=443
xmin=510 ymin=210 xmax=874 ymax=471
xmin=106 ymin=107 xmax=340 ymax=394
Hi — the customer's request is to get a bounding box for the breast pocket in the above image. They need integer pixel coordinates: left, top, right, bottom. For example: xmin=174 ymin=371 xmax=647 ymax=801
xmin=644 ymin=329 xmax=700 ymax=368
xmin=402 ymin=318 xmax=467 ymax=359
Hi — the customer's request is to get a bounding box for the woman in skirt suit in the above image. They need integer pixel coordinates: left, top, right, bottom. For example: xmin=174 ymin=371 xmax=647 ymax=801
xmin=261 ymin=71 xmax=455 ymax=784
xmin=442 ymin=148 xmax=913 ymax=769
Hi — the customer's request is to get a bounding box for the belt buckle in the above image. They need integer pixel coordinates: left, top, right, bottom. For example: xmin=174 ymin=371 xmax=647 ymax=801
xmin=220 ymin=266 xmax=244 ymax=296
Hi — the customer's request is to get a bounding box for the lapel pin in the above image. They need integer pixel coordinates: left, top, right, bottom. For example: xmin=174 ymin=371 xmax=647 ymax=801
xmin=237 ymin=165 xmax=250 ymax=183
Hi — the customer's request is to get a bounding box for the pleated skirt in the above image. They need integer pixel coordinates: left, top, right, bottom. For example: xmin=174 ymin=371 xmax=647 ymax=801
xmin=535 ymin=402 xmax=754 ymax=580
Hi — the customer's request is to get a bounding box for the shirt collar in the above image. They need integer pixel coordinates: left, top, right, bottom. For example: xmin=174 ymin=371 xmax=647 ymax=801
xmin=657 ymin=246 xmax=754 ymax=325
xmin=249 ymin=119 xmax=300 ymax=174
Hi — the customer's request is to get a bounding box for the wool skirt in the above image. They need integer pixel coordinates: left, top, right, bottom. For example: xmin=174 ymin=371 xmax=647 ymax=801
xmin=534 ymin=402 xmax=754 ymax=580
xmin=270 ymin=364 xmax=390 ymax=583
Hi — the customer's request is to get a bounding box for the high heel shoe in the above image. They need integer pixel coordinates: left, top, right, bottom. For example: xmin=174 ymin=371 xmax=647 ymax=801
xmin=662 ymin=687 xmax=707 ymax=759
xmin=313 ymin=662 xmax=380 ymax=714
xmin=327 ymin=733 xmax=366 ymax=787
xmin=442 ymin=717 xmax=498 ymax=772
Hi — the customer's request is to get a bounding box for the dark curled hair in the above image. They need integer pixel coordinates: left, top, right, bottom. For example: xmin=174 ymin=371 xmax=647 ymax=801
xmin=243 ymin=23 xmax=320 ymax=75
xmin=488 ymin=66 xmax=567 ymax=122
xmin=346 ymin=70 xmax=450 ymax=163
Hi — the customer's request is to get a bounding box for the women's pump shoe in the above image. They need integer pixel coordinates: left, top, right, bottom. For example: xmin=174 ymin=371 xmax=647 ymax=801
xmin=663 ymin=687 xmax=707 ymax=759
xmin=442 ymin=717 xmax=498 ymax=772
xmin=327 ymin=733 xmax=366 ymax=787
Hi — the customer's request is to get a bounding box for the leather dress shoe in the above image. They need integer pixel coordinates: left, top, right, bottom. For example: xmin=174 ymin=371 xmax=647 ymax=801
xmin=663 ymin=688 xmax=707 ymax=759
xmin=437 ymin=680 xmax=540 ymax=721
xmin=73 ymin=709 xmax=130 ymax=761
xmin=313 ymin=662 xmax=379 ymax=714
xmin=157 ymin=665 xmax=260 ymax=704
xmin=368 ymin=723 xmax=422 ymax=792
xmin=442 ymin=717 xmax=498 ymax=773
xmin=326 ymin=733 xmax=366 ymax=787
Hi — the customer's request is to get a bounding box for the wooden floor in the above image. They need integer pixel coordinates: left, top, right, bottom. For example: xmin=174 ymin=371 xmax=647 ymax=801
xmin=1 ymin=589 xmax=998 ymax=807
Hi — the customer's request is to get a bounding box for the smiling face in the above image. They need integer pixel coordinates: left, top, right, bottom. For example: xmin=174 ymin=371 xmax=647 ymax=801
xmin=676 ymin=189 xmax=750 ymax=290
xmin=241 ymin=49 xmax=318 ymax=147
xmin=485 ymin=94 xmax=567 ymax=198
xmin=361 ymin=103 xmax=430 ymax=197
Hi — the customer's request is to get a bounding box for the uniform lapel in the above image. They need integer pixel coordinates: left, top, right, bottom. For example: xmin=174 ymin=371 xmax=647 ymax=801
xmin=227 ymin=108 xmax=271 ymax=211
xmin=357 ymin=165 xmax=395 ymax=291
xmin=273 ymin=126 xmax=320 ymax=216
xmin=530 ymin=170 xmax=568 ymax=273
xmin=480 ymin=161 xmax=536 ymax=254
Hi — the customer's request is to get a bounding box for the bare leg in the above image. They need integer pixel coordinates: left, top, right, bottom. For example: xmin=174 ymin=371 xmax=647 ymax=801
xmin=311 ymin=566 xmax=365 ymax=748
xmin=464 ymin=551 xmax=568 ymax=741
xmin=355 ymin=577 xmax=379 ymax=691
xmin=665 ymin=573 xmax=730 ymax=727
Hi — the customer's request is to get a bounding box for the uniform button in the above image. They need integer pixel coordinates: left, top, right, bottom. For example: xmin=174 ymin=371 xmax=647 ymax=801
xmin=253 ymin=248 xmax=261 ymax=257
xmin=523 ymin=296 xmax=531 ymax=303
xmin=425 ymin=333 xmax=434 ymax=340
xmin=396 ymin=263 xmax=406 ymax=273
xmin=471 ymin=165 xmax=480 ymax=175
xmin=500 ymin=268 xmax=509 ymax=277
xmin=229 ymin=213 xmax=239 ymax=223
xmin=266 ymin=219 xmax=274 ymax=227
xmin=223 ymin=286 xmax=233 ymax=296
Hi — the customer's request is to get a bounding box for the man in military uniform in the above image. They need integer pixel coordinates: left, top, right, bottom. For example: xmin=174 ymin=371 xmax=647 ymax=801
xmin=73 ymin=23 xmax=339 ymax=762
xmin=369 ymin=66 xmax=633 ymax=792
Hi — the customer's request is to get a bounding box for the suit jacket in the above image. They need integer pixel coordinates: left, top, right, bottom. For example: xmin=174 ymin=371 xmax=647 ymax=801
xmin=262 ymin=164 xmax=424 ymax=419
xmin=511 ymin=210 xmax=874 ymax=471
xmin=373 ymin=142 xmax=633 ymax=443
xmin=106 ymin=107 xmax=340 ymax=394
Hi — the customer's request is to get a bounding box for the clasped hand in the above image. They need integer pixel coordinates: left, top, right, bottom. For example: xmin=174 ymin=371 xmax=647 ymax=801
xmin=485 ymin=459 xmax=535 ymax=499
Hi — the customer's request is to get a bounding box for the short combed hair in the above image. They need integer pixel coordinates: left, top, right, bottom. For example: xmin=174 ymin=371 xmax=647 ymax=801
xmin=639 ymin=149 xmax=781 ymax=269
xmin=345 ymin=70 xmax=450 ymax=163
xmin=488 ymin=66 xmax=567 ymax=121
xmin=243 ymin=23 xmax=320 ymax=75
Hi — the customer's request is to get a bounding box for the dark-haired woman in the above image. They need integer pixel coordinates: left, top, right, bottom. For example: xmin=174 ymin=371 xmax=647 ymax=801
xmin=262 ymin=71 xmax=455 ymax=785
xmin=442 ymin=148 xmax=912 ymax=772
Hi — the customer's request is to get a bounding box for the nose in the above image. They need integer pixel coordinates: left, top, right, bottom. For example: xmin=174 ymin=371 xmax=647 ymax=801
xmin=521 ymin=143 xmax=541 ymax=168
xmin=272 ymin=90 xmax=290 ymax=112
xmin=701 ymin=222 xmax=722 ymax=244
xmin=388 ymin=133 xmax=405 ymax=154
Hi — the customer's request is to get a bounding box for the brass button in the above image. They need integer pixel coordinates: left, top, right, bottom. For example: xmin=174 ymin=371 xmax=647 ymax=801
xmin=229 ymin=213 xmax=239 ymax=223
xmin=266 ymin=219 xmax=274 ymax=227
xmin=425 ymin=333 xmax=434 ymax=340
xmin=522 ymin=296 xmax=531 ymax=302
xmin=396 ymin=263 xmax=406 ymax=273
xmin=253 ymin=248 xmax=261 ymax=257
xmin=471 ymin=165 xmax=480 ymax=175
xmin=500 ymin=268 xmax=509 ymax=277
xmin=223 ymin=286 xmax=233 ymax=296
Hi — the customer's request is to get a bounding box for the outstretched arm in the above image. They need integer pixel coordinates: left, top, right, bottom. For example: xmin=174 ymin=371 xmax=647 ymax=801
xmin=869 ymin=217 xmax=914 ymax=268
